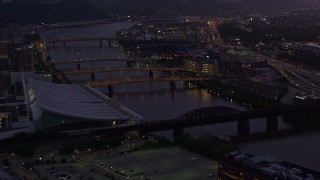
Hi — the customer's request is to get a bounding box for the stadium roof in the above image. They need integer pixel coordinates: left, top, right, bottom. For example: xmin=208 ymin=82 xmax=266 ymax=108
xmin=26 ymin=78 xmax=142 ymax=121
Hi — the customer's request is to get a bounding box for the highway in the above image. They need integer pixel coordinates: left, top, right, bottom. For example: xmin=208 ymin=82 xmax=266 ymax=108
xmin=266 ymin=56 xmax=320 ymax=93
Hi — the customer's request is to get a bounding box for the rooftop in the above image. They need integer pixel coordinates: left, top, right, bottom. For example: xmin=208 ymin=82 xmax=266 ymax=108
xmin=26 ymin=78 xmax=143 ymax=122
xmin=227 ymin=49 xmax=256 ymax=56
xmin=220 ymin=151 xmax=320 ymax=179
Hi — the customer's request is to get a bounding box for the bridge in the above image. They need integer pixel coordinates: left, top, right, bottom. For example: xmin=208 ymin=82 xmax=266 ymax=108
xmin=46 ymin=36 xmax=116 ymax=48
xmin=84 ymin=76 xmax=208 ymax=96
xmin=55 ymin=63 xmax=208 ymax=95
xmin=53 ymin=57 xmax=171 ymax=65
xmin=151 ymin=9 xmax=183 ymax=19
xmin=54 ymin=58 xmax=158 ymax=69
xmin=54 ymin=57 xmax=147 ymax=65
xmin=86 ymin=77 xmax=207 ymax=86
xmin=60 ymin=105 xmax=320 ymax=141
xmin=61 ymin=67 xmax=184 ymax=75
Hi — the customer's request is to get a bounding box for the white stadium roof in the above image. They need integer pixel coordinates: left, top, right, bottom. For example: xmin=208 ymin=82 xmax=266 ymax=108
xmin=26 ymin=78 xmax=142 ymax=121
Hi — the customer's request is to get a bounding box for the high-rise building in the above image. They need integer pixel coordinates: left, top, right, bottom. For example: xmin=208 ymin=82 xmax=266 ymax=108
xmin=0 ymin=40 xmax=10 ymax=56
xmin=9 ymin=45 xmax=34 ymax=71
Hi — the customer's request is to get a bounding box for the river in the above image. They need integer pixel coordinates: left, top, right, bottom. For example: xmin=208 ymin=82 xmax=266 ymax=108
xmin=34 ymin=21 xmax=320 ymax=171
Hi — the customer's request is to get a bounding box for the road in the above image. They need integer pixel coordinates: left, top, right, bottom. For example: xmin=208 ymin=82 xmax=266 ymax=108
xmin=266 ymin=56 xmax=320 ymax=93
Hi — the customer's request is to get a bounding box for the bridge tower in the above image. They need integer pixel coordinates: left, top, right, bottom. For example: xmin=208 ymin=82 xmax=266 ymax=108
xmin=107 ymin=74 xmax=114 ymax=97
xmin=108 ymin=39 xmax=112 ymax=47
xmin=169 ymin=69 xmax=176 ymax=91
xmin=126 ymin=57 xmax=135 ymax=67
xmin=77 ymin=61 xmax=80 ymax=70
xmin=149 ymin=70 xmax=154 ymax=78
xmin=90 ymin=62 xmax=95 ymax=81
xmin=91 ymin=73 xmax=95 ymax=82
xmin=173 ymin=127 xmax=184 ymax=143
xmin=108 ymin=85 xmax=114 ymax=97
xmin=148 ymin=59 xmax=154 ymax=78
xmin=170 ymin=81 xmax=176 ymax=91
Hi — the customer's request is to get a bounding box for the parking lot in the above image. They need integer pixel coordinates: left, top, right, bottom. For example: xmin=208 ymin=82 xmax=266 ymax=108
xmin=32 ymin=145 xmax=217 ymax=180
xmin=35 ymin=163 xmax=110 ymax=180
xmin=93 ymin=147 xmax=218 ymax=180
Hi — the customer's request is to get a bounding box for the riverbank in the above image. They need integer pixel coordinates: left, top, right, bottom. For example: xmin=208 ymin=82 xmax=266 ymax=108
xmin=21 ymin=19 xmax=133 ymax=32
xmin=193 ymin=78 xmax=285 ymax=109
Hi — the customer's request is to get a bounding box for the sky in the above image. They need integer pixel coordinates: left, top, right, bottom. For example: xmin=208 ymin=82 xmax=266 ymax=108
xmin=0 ymin=0 xmax=319 ymax=23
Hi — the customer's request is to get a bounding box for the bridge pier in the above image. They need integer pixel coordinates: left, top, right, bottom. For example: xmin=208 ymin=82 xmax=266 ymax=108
xmin=149 ymin=70 xmax=154 ymax=78
xmin=173 ymin=127 xmax=184 ymax=143
xmin=91 ymin=73 xmax=95 ymax=82
xmin=170 ymin=81 xmax=176 ymax=91
xmin=108 ymin=40 xmax=112 ymax=47
xmin=126 ymin=60 xmax=132 ymax=67
xmin=52 ymin=42 xmax=55 ymax=48
xmin=284 ymin=113 xmax=306 ymax=130
xmin=237 ymin=119 xmax=249 ymax=139
xmin=77 ymin=62 xmax=80 ymax=70
xmin=108 ymin=85 xmax=114 ymax=97
xmin=99 ymin=40 xmax=103 ymax=47
xmin=266 ymin=116 xmax=278 ymax=135
xmin=63 ymin=41 xmax=66 ymax=48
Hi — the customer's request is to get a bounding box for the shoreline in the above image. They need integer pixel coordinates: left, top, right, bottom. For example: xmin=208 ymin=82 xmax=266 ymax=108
xmin=20 ymin=19 xmax=134 ymax=31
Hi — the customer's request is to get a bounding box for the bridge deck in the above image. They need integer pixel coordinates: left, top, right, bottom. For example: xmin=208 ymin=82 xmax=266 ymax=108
xmin=46 ymin=37 xmax=116 ymax=43
xmin=86 ymin=77 xmax=207 ymax=86
xmin=54 ymin=58 xmax=155 ymax=65
xmin=62 ymin=67 xmax=183 ymax=75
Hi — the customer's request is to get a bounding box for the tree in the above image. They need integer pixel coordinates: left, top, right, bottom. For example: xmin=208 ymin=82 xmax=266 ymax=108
xmin=2 ymin=159 xmax=10 ymax=166
xmin=61 ymin=158 xmax=67 ymax=163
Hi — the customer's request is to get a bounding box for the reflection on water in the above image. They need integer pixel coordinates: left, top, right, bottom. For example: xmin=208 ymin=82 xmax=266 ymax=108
xmin=36 ymin=22 xmax=319 ymax=171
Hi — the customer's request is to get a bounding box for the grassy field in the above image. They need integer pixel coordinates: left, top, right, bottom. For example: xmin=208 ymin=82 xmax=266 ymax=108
xmin=94 ymin=147 xmax=218 ymax=180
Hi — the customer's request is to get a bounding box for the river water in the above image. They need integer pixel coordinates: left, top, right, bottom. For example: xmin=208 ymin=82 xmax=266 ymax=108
xmin=34 ymin=21 xmax=320 ymax=171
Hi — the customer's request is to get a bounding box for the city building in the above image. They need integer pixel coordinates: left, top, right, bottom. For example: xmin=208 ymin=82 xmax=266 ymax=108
xmin=219 ymin=48 xmax=267 ymax=74
xmin=0 ymin=72 xmax=9 ymax=98
xmin=0 ymin=42 xmax=34 ymax=71
xmin=184 ymin=56 xmax=217 ymax=75
xmin=218 ymin=151 xmax=320 ymax=180
xmin=0 ymin=40 xmax=9 ymax=56
xmin=9 ymin=46 xmax=34 ymax=71
xmin=0 ymin=56 xmax=9 ymax=70
xmin=0 ymin=112 xmax=10 ymax=130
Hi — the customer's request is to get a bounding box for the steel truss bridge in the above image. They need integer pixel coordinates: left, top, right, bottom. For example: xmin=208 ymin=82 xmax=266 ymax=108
xmin=54 ymin=58 xmax=157 ymax=65
xmin=61 ymin=67 xmax=183 ymax=75
xmin=86 ymin=77 xmax=207 ymax=86
xmin=59 ymin=105 xmax=320 ymax=139
xmin=46 ymin=37 xmax=115 ymax=44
